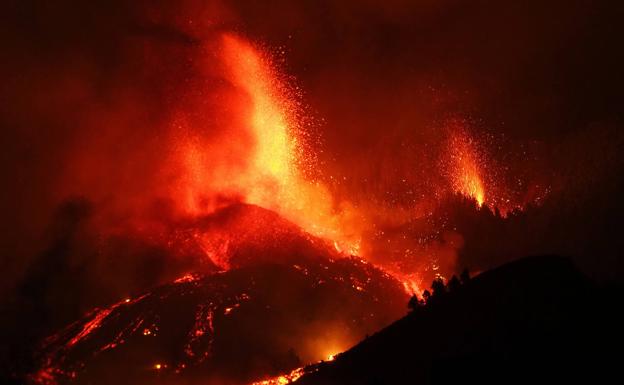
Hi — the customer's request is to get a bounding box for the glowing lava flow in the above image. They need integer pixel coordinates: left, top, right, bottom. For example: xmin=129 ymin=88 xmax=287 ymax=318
xmin=250 ymin=367 xmax=305 ymax=385
xmin=248 ymin=353 xmax=337 ymax=385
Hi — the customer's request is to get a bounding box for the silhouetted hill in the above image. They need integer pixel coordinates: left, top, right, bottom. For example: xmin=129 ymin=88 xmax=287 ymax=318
xmin=297 ymin=255 xmax=623 ymax=385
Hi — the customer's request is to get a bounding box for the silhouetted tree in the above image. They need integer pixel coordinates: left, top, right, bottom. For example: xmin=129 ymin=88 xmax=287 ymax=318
xmin=407 ymin=294 xmax=419 ymax=312
xmin=431 ymin=278 xmax=446 ymax=297
xmin=460 ymin=268 xmax=471 ymax=284
xmin=422 ymin=290 xmax=431 ymax=303
xmin=448 ymin=275 xmax=461 ymax=292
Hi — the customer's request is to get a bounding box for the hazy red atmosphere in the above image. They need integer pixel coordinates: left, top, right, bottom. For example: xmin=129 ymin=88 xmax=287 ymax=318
xmin=2 ymin=1 xmax=623 ymax=384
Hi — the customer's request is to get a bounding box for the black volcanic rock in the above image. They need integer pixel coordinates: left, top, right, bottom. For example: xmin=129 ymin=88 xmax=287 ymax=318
xmin=28 ymin=257 xmax=407 ymax=385
xmin=296 ymin=255 xmax=624 ymax=385
xmin=184 ymin=203 xmax=343 ymax=269
xmin=5 ymin=203 xmax=410 ymax=385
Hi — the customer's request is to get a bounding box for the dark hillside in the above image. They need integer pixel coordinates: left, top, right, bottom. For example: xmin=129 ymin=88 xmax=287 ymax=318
xmin=298 ymin=255 xmax=623 ymax=385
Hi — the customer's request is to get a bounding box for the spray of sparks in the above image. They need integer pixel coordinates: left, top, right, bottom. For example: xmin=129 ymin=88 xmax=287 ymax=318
xmin=446 ymin=123 xmax=486 ymax=207
xmin=175 ymin=33 xmax=362 ymax=260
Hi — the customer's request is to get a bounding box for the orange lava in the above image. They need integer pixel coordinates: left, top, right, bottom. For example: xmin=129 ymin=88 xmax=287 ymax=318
xmin=173 ymin=33 xmax=362 ymax=261
xmin=446 ymin=122 xmax=486 ymax=206
xmin=67 ymin=308 xmax=114 ymax=347
xmin=250 ymin=367 xmax=305 ymax=385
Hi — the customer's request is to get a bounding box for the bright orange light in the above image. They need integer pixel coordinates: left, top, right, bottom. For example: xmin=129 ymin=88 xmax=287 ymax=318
xmin=250 ymin=367 xmax=304 ymax=385
xmin=399 ymin=275 xmax=425 ymax=298
xmin=173 ymin=33 xmax=363 ymax=266
xmin=447 ymin=123 xmax=486 ymax=206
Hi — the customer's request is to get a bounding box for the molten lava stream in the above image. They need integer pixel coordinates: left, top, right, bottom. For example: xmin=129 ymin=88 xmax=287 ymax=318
xmin=249 ymin=352 xmax=338 ymax=385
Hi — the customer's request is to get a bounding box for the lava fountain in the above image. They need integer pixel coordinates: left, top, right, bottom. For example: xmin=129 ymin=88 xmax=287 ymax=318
xmin=175 ymin=33 xmax=362 ymax=259
xmin=446 ymin=122 xmax=486 ymax=207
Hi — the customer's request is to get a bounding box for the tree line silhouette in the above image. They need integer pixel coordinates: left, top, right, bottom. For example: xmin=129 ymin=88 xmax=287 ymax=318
xmin=407 ymin=268 xmax=471 ymax=311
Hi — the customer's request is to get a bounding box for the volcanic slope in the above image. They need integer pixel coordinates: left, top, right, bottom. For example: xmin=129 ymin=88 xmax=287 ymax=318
xmin=28 ymin=204 xmax=408 ymax=385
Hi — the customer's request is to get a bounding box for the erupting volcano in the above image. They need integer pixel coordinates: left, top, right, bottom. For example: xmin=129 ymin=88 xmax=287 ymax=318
xmin=21 ymin=34 xmax=414 ymax=383
xmin=13 ymin=32 xmax=473 ymax=384
xmin=15 ymin=32 xmax=539 ymax=384
xmin=3 ymin=2 xmax=624 ymax=385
